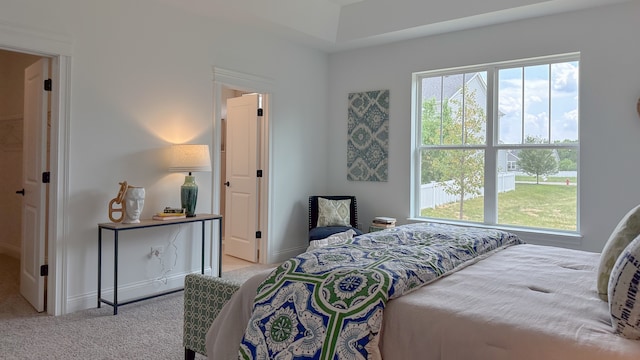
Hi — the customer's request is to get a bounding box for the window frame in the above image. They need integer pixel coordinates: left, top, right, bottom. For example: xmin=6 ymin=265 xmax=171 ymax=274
xmin=410 ymin=53 xmax=580 ymax=239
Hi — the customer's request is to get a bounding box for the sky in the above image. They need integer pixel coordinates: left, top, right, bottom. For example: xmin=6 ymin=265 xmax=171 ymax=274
xmin=497 ymin=61 xmax=579 ymax=144
xmin=420 ymin=60 xmax=579 ymax=145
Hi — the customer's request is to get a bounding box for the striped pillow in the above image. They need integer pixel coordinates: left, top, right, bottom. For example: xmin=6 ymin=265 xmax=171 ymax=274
xmin=608 ymin=235 xmax=640 ymax=340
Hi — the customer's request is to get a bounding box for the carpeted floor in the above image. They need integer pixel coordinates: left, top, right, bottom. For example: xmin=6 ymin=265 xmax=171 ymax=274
xmin=0 ymin=255 xmax=46 ymax=321
xmin=0 ymin=254 xmax=275 ymax=359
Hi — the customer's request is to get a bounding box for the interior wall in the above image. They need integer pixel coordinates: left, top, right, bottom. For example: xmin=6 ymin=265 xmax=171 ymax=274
xmin=0 ymin=49 xmax=42 ymax=258
xmin=327 ymin=1 xmax=640 ymax=253
xmin=1 ymin=0 xmax=329 ymax=313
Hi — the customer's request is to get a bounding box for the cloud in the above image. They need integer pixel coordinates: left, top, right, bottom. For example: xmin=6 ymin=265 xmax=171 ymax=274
xmin=552 ymin=62 xmax=579 ymax=93
xmin=564 ymin=108 xmax=578 ymax=121
xmin=498 ymin=78 xmax=522 ymax=114
xmin=497 ymin=62 xmax=579 ymax=143
xmin=524 ymin=112 xmax=549 ymax=140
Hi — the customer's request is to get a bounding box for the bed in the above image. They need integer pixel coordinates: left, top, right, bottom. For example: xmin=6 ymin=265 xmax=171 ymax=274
xmin=205 ymin=222 xmax=640 ymax=359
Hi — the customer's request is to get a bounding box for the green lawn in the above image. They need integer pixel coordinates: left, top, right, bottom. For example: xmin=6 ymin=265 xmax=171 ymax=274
xmin=420 ymin=183 xmax=577 ymax=231
xmin=515 ymin=175 xmax=577 ymax=184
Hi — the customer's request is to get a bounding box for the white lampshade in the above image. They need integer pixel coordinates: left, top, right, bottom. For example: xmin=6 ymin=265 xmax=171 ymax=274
xmin=169 ymin=144 xmax=212 ymax=173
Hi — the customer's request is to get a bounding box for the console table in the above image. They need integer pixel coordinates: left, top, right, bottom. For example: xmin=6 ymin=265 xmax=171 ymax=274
xmin=97 ymin=214 xmax=222 ymax=315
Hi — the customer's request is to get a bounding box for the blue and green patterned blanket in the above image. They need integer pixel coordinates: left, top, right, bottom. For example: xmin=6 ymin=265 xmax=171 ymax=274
xmin=239 ymin=223 xmax=522 ymax=359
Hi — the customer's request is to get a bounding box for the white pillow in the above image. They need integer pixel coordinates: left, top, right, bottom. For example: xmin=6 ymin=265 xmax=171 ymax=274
xmin=608 ymin=235 xmax=640 ymax=340
xmin=306 ymin=229 xmax=356 ymax=252
xmin=316 ymin=197 xmax=351 ymax=227
xmin=597 ymin=204 xmax=640 ymax=301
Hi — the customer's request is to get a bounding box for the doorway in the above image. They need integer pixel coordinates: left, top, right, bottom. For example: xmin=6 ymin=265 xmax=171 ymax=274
xmin=0 ymin=49 xmax=50 ymax=313
xmin=223 ymin=92 xmax=263 ymax=264
xmin=213 ymin=67 xmax=272 ymax=270
xmin=0 ymin=22 xmax=72 ymax=316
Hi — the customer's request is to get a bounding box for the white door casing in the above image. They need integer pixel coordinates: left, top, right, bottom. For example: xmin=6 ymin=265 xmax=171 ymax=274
xmin=20 ymin=58 xmax=49 ymax=312
xmin=2 ymin=18 xmax=73 ymax=315
xmin=224 ymin=94 xmax=260 ymax=262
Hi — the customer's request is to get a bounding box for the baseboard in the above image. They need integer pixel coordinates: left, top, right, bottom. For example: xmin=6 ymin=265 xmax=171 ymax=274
xmin=0 ymin=243 xmax=20 ymax=259
xmin=270 ymin=245 xmax=307 ymax=264
xmin=65 ymin=267 xmax=212 ymax=314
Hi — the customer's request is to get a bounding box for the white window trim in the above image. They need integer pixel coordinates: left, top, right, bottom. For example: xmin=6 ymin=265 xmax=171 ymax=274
xmin=410 ymin=53 xmax=581 ymax=241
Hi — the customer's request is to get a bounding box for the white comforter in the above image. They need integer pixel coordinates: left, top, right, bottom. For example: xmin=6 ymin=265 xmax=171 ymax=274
xmin=206 ymin=244 xmax=640 ymax=359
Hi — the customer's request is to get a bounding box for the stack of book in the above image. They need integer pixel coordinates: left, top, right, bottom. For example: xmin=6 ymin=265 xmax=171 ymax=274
xmin=152 ymin=207 xmax=186 ymax=221
xmin=370 ymin=216 xmax=396 ymax=231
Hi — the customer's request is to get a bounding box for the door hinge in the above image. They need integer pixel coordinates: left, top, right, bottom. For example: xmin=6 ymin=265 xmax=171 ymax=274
xmin=256 ymin=231 xmax=262 ymax=239
xmin=257 ymin=108 xmax=263 ymax=117
xmin=44 ymin=79 xmax=52 ymax=91
xmin=40 ymin=264 xmax=48 ymax=276
xmin=257 ymin=170 xmax=263 ymax=178
xmin=42 ymin=171 xmax=50 ymax=183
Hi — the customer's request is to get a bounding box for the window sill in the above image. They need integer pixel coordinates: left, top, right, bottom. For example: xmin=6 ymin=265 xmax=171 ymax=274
xmin=406 ymin=217 xmax=583 ymax=249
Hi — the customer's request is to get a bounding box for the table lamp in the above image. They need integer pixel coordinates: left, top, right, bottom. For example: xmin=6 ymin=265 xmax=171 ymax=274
xmin=169 ymin=144 xmax=212 ymax=217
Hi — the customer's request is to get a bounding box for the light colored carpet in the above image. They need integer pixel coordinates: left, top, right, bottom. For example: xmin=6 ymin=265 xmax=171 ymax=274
xmin=0 ymin=254 xmax=45 ymax=320
xmin=0 ymin=254 xmax=276 ymax=359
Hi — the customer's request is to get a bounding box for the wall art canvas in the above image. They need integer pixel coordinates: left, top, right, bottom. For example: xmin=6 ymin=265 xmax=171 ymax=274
xmin=347 ymin=89 xmax=389 ymax=181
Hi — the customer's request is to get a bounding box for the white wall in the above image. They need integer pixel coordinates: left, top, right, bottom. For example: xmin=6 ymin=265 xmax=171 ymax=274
xmin=327 ymin=1 xmax=640 ymax=253
xmin=1 ymin=0 xmax=329 ymax=313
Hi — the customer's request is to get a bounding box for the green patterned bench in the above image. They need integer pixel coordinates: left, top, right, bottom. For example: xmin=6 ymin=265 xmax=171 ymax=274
xmin=183 ymin=274 xmax=243 ymax=360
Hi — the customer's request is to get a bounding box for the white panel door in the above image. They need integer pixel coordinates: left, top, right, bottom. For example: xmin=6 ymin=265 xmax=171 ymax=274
xmin=20 ymin=58 xmax=48 ymax=312
xmin=224 ymin=94 xmax=260 ymax=262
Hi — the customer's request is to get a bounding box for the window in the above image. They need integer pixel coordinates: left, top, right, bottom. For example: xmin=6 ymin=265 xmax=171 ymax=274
xmin=412 ymin=54 xmax=579 ymax=232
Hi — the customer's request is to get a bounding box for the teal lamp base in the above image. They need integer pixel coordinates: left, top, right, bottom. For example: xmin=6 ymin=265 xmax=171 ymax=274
xmin=181 ymin=175 xmax=198 ymax=217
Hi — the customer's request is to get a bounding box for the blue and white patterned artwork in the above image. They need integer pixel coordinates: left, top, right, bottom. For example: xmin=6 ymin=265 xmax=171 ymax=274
xmin=347 ymin=90 xmax=389 ymax=182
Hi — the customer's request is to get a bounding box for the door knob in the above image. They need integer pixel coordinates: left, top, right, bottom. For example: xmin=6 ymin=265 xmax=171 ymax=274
xmin=224 ymin=181 xmax=230 ymax=187
xmin=16 ymin=189 xmax=25 ymax=196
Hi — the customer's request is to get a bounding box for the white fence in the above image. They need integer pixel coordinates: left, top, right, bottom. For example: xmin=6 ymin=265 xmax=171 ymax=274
xmin=420 ymin=172 xmax=516 ymax=209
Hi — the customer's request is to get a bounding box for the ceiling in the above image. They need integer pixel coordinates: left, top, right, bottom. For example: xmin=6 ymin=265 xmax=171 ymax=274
xmin=157 ymin=0 xmax=630 ymax=52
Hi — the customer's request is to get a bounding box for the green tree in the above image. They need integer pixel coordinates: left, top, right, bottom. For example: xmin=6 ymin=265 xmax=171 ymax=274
xmin=555 ymin=140 xmax=577 ymax=171
xmin=518 ymin=136 xmax=558 ymax=184
xmin=558 ymin=158 xmax=574 ymax=171
xmin=421 ymin=85 xmax=485 ymax=219
xmin=420 ymin=98 xmax=450 ymax=183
